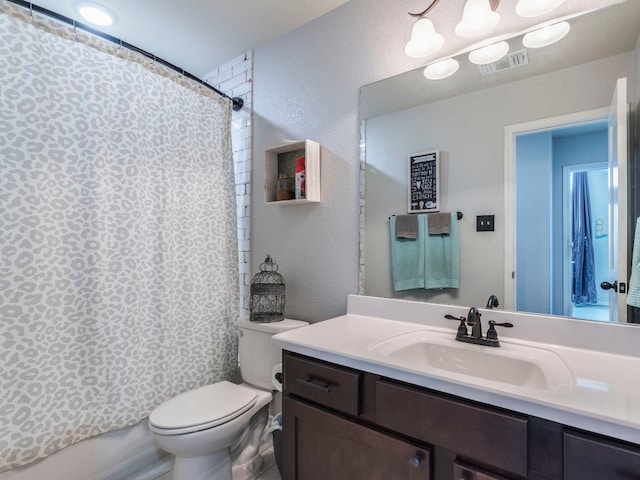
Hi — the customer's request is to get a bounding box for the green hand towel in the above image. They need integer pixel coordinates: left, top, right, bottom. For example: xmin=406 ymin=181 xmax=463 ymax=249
xmin=424 ymin=212 xmax=460 ymax=289
xmin=390 ymin=215 xmax=425 ymax=291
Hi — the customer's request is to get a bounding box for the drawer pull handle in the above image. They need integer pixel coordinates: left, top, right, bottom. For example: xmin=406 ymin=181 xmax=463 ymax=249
xmin=408 ymin=455 xmax=421 ymax=468
xmin=296 ymin=376 xmax=332 ymax=393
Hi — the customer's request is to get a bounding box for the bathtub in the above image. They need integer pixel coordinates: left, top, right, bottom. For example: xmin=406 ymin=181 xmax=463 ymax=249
xmin=0 ymin=420 xmax=164 ymax=480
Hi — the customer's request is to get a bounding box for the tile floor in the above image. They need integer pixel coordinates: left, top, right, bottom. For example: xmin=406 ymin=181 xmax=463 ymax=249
xmin=154 ymin=462 xmax=280 ymax=480
xmin=128 ymin=446 xmax=281 ymax=480
xmin=154 ymin=464 xmax=280 ymax=480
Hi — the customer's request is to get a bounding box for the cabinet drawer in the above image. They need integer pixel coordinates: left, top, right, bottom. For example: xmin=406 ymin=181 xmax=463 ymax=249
xmin=376 ymin=379 xmax=528 ymax=477
xmin=564 ymin=430 xmax=640 ymax=479
xmin=283 ymin=353 xmax=361 ymax=416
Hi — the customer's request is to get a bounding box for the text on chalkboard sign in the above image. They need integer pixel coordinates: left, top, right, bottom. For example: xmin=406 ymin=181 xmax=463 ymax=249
xmin=408 ymin=150 xmax=439 ymax=213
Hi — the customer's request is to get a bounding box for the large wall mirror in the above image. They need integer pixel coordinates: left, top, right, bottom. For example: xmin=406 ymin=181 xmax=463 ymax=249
xmin=359 ymin=2 xmax=640 ymax=324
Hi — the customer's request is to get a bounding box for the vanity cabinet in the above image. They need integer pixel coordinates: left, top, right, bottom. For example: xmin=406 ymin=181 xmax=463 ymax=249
xmin=282 ymin=351 xmax=640 ymax=480
xmin=282 ymin=351 xmax=531 ymax=480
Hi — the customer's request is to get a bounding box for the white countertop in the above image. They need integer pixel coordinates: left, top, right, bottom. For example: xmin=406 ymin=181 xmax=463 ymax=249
xmin=273 ymin=295 xmax=640 ymax=445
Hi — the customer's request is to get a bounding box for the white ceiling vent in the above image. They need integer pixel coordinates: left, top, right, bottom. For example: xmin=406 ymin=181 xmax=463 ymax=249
xmin=478 ymin=49 xmax=529 ymax=75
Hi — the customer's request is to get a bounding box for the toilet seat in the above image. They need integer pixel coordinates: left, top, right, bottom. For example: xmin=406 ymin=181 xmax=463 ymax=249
xmin=149 ymin=381 xmax=258 ymax=435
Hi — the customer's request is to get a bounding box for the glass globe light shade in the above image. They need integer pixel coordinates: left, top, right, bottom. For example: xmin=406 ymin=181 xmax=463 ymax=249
xmin=468 ymin=41 xmax=509 ymax=65
xmin=405 ymin=18 xmax=445 ymax=58
xmin=424 ymin=58 xmax=460 ymax=80
xmin=455 ymin=0 xmax=500 ymax=38
xmin=522 ymin=21 xmax=570 ymax=49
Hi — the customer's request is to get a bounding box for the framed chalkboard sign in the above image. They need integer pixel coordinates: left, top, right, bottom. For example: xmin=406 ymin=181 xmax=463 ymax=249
xmin=408 ymin=150 xmax=439 ymax=213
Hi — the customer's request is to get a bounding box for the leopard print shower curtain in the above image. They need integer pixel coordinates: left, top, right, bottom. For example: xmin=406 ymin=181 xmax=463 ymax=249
xmin=0 ymin=1 xmax=239 ymax=471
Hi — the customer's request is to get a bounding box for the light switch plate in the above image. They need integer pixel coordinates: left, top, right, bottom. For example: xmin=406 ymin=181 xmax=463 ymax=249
xmin=477 ymin=215 xmax=495 ymax=232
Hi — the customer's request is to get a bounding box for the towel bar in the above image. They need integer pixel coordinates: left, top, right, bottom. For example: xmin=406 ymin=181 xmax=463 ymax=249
xmin=389 ymin=211 xmax=463 ymax=220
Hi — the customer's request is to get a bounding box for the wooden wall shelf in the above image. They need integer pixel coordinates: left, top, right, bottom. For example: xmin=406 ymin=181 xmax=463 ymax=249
xmin=264 ymin=139 xmax=320 ymax=204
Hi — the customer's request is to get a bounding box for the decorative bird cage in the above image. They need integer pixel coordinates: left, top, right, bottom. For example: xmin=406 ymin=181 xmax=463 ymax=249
xmin=250 ymin=255 xmax=285 ymax=323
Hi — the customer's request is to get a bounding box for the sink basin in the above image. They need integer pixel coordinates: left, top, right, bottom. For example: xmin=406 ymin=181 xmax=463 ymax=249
xmin=368 ymin=330 xmax=574 ymax=391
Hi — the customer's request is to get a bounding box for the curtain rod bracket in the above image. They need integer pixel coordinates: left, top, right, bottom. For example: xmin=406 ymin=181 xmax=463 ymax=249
xmin=232 ymin=97 xmax=244 ymax=111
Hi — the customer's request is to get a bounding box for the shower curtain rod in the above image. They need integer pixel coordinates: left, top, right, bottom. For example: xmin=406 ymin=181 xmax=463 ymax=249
xmin=6 ymin=0 xmax=245 ymax=111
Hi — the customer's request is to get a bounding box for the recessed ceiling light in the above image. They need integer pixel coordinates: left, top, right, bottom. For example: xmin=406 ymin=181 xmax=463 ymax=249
xmin=76 ymin=2 xmax=115 ymax=27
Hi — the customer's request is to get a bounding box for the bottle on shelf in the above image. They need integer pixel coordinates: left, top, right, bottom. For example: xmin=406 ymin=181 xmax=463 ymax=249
xmin=294 ymin=156 xmax=305 ymax=199
xmin=276 ymin=175 xmax=294 ymax=200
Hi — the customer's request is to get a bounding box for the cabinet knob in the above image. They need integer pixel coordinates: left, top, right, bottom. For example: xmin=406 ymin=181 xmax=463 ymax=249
xmin=408 ymin=455 xmax=421 ymax=468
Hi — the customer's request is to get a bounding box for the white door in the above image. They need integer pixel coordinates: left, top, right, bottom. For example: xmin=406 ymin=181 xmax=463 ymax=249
xmin=604 ymin=77 xmax=628 ymax=323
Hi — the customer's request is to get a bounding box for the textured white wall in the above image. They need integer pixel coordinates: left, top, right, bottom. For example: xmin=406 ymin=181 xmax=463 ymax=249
xmin=251 ymin=0 xmax=426 ymax=322
xmin=251 ymin=0 xmax=638 ymax=323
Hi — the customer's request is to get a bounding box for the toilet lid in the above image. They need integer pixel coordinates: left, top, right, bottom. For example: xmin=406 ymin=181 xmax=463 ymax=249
xmin=149 ymin=381 xmax=258 ymax=433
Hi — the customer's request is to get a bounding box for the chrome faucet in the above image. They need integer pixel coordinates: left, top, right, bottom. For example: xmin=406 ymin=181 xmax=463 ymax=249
xmin=486 ymin=294 xmax=499 ymax=309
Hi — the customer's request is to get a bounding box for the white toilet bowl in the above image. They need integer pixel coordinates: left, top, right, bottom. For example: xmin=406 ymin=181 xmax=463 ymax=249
xmin=149 ymin=318 xmax=309 ymax=480
xmin=149 ymin=381 xmax=272 ymax=480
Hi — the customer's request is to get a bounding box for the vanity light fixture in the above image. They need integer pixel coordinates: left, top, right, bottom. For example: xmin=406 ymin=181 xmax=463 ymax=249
xmin=424 ymin=58 xmax=460 ymax=80
xmin=455 ymin=0 xmax=501 ymax=38
xmin=406 ymin=0 xmax=571 ymax=78
xmin=516 ymin=0 xmax=566 ymax=18
xmin=76 ymin=2 xmax=115 ymax=27
xmin=405 ymin=18 xmax=445 ymax=58
xmin=522 ymin=21 xmax=570 ymax=49
xmin=468 ymin=41 xmax=509 ymax=65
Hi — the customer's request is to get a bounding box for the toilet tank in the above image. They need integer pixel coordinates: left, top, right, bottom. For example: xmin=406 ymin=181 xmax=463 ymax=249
xmin=237 ymin=317 xmax=308 ymax=389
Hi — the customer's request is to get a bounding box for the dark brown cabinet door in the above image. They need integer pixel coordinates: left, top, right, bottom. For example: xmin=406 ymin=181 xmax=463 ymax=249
xmin=564 ymin=430 xmax=640 ymax=479
xmin=283 ymin=396 xmax=431 ymax=480
xmin=376 ymin=380 xmax=528 ymax=478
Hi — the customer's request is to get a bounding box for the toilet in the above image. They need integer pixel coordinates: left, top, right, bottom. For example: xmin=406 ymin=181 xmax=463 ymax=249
xmin=149 ymin=318 xmax=308 ymax=480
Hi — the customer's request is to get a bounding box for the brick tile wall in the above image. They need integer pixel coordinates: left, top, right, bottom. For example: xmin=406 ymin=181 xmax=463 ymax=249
xmin=203 ymin=51 xmax=253 ymax=318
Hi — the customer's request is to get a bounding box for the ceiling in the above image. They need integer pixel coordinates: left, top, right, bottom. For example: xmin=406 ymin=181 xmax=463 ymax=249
xmin=22 ymin=0 xmax=627 ymax=79
xmin=26 ymin=0 xmax=351 ymax=77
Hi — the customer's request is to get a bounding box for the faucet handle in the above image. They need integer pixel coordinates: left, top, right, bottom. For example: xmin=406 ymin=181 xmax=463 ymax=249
xmin=444 ymin=314 xmax=468 ymax=338
xmin=488 ymin=321 xmax=514 ymax=327
xmin=486 ymin=320 xmax=514 ymax=341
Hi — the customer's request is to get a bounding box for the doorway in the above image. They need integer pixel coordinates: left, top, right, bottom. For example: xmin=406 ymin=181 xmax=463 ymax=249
xmin=504 ymin=79 xmax=629 ymax=323
xmin=514 ymin=120 xmax=608 ymax=318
